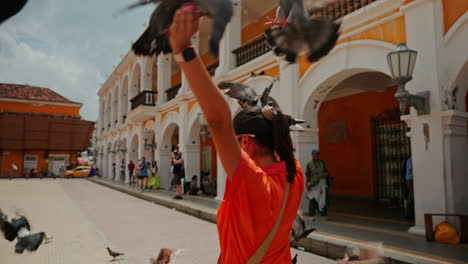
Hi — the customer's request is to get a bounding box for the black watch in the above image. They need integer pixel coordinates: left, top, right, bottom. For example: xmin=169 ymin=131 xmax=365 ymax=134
xmin=174 ymin=47 xmax=196 ymax=62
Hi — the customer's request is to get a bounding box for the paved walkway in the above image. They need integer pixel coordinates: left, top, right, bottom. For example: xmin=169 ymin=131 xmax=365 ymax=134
xmin=89 ymin=177 xmax=468 ymax=264
xmin=0 ymin=179 xmax=333 ymax=264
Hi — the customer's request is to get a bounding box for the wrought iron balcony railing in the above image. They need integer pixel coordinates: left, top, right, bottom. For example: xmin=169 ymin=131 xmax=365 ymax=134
xmin=232 ymin=0 xmax=379 ymax=67
xmin=232 ymin=35 xmax=271 ymax=67
xmin=130 ymin=90 xmax=158 ymax=110
xmin=166 ymin=83 xmax=181 ymax=101
xmin=309 ymin=0 xmax=378 ymax=20
xmin=206 ymin=60 xmax=219 ymax=76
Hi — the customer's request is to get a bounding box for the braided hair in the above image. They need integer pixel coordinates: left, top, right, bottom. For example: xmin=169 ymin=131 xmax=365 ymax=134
xmin=233 ymin=107 xmax=296 ymax=183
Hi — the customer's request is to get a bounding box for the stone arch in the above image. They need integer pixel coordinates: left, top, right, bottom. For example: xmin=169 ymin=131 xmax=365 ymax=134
xmin=130 ymin=62 xmax=142 ymax=104
xmin=187 ymin=105 xmax=202 ymax=145
xmin=299 ymin=40 xmax=395 ymax=126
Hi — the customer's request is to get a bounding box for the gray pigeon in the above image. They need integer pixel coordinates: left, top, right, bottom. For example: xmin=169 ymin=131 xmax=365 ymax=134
xmin=124 ymin=0 xmax=233 ymax=57
xmin=218 ymin=80 xmax=305 ymax=131
xmin=264 ymin=0 xmax=340 ymax=63
xmin=0 ymin=209 xmax=51 ymax=254
xmin=290 ymin=214 xmax=315 ymax=246
xmin=107 ymin=247 xmax=124 ymax=261
xmin=0 ymin=0 xmax=28 ymax=24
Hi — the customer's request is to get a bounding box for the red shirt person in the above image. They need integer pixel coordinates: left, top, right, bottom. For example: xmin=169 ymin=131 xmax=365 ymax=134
xmin=169 ymin=7 xmax=304 ymax=263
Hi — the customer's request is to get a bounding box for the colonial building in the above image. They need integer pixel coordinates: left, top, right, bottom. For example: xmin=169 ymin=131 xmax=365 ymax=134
xmin=0 ymin=83 xmax=95 ymax=177
xmin=96 ymin=0 xmax=468 ymax=236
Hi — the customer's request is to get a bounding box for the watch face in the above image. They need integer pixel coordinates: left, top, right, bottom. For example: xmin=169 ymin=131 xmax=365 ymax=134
xmin=182 ymin=47 xmax=196 ymax=61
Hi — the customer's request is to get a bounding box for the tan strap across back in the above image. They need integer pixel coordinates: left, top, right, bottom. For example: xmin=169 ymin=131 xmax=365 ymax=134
xmin=246 ymin=181 xmax=291 ymax=264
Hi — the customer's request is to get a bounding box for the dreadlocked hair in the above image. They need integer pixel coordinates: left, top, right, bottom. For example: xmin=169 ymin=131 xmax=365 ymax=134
xmin=233 ymin=107 xmax=296 ymax=183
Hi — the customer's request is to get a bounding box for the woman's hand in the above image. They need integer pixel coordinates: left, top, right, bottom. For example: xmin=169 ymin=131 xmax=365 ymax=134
xmin=169 ymin=5 xmax=201 ymax=53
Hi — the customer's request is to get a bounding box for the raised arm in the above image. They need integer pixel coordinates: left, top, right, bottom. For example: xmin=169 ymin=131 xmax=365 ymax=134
xmin=169 ymin=7 xmax=240 ymax=179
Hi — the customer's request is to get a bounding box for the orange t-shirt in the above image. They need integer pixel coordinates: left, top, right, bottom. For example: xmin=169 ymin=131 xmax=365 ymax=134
xmin=217 ymin=151 xmax=304 ymax=263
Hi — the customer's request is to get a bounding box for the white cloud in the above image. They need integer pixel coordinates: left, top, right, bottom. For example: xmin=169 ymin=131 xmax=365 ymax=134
xmin=0 ymin=0 xmax=153 ymax=121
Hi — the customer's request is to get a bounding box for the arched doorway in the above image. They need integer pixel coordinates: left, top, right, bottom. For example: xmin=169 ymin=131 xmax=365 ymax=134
xmin=113 ymin=86 xmax=119 ymax=127
xmin=302 ymin=70 xmax=412 ymax=219
xmin=106 ymin=142 xmax=112 ymax=179
xmin=160 ymin=123 xmax=179 ymax=189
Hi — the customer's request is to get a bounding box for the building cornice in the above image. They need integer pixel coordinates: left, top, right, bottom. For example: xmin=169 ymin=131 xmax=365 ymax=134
xmin=0 ymin=97 xmax=82 ymax=108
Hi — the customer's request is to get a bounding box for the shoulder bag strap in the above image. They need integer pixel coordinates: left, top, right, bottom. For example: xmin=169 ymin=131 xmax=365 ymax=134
xmin=246 ymin=181 xmax=291 ymax=264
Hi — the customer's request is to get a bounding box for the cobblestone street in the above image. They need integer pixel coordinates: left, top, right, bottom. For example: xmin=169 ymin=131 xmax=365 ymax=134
xmin=0 ymin=179 xmax=332 ymax=264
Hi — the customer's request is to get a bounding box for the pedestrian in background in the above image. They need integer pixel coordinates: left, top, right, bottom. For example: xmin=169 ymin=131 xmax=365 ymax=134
xmin=148 ymin=161 xmax=160 ymax=189
xmin=305 ymin=149 xmax=330 ymax=218
xmin=112 ymin=163 xmax=116 ymax=180
xmin=172 ymin=151 xmax=184 ymax=199
xmin=137 ymin=157 xmax=148 ymax=192
xmin=119 ymin=161 xmax=125 ymax=182
xmin=128 ymin=160 xmax=135 ymax=185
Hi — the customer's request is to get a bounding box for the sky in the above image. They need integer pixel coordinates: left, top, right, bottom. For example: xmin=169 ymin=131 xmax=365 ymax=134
xmin=0 ymin=0 xmax=153 ymax=121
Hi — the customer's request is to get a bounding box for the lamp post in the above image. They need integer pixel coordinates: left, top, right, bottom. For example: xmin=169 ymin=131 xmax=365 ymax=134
xmin=198 ymin=113 xmax=210 ymax=141
xmin=387 ymin=42 xmax=430 ymax=115
xmin=143 ymin=128 xmax=157 ymax=150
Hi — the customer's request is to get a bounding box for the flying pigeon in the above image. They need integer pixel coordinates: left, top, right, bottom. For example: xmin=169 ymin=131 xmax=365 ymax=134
xmin=264 ymin=0 xmax=340 ymax=63
xmin=290 ymin=214 xmax=316 ymax=246
xmin=0 ymin=0 xmax=28 ymax=24
xmin=107 ymin=247 xmax=124 ymax=261
xmin=150 ymin=248 xmax=173 ymax=264
xmin=291 ymin=254 xmax=298 ymax=264
xmin=0 ymin=209 xmax=51 ymax=254
xmin=218 ymin=80 xmax=306 ymax=131
xmin=124 ymin=0 xmax=233 ymax=57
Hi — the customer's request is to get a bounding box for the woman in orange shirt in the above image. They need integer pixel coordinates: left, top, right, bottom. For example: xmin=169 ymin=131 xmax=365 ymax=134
xmin=169 ymin=7 xmax=304 ymax=263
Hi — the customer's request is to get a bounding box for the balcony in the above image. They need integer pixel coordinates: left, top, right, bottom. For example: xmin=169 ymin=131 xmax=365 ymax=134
xmin=308 ymin=0 xmax=378 ymax=20
xmin=127 ymin=91 xmax=158 ymax=123
xmin=231 ymin=0 xmax=379 ymax=67
xmin=233 ymin=35 xmax=271 ymax=67
xmin=130 ymin=90 xmax=158 ymax=110
xmin=166 ymin=83 xmax=181 ymax=102
xmin=206 ymin=60 xmax=219 ymax=76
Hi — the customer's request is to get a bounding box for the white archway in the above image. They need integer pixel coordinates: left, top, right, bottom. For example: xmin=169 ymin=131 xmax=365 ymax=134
xmin=299 ymin=40 xmax=395 ymax=126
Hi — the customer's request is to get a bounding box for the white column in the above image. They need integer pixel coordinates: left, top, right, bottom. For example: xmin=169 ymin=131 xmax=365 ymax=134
xmin=278 ymin=59 xmax=300 ymax=117
xmin=293 ymin=129 xmax=319 ymax=212
xmin=215 ymin=154 xmax=226 ymax=200
xmin=137 ymin=124 xmax=144 ymax=161
xmin=215 ymin=0 xmax=241 ymax=77
xmin=125 ymin=139 xmax=131 ymax=183
xmin=402 ymin=0 xmax=448 ymax=236
xmin=158 ymin=149 xmax=172 ymax=189
xmin=441 ymin=111 xmax=468 ymax=215
xmin=184 ymin=144 xmax=200 ymax=187
xmin=98 ymin=100 xmax=103 ymax=136
xmin=180 ymin=32 xmax=200 ymax=94
xmin=115 ymin=150 xmax=121 ymax=181
xmin=142 ymin=57 xmax=152 ymax=92
xmin=157 ymin=54 xmax=172 ymax=105
xmin=178 ymin=102 xmax=189 ymax=182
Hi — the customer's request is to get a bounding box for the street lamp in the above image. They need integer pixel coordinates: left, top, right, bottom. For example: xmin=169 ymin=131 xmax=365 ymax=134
xmin=198 ymin=113 xmax=210 ymax=141
xmin=143 ymin=128 xmax=157 ymax=150
xmin=387 ymin=42 xmax=430 ymax=115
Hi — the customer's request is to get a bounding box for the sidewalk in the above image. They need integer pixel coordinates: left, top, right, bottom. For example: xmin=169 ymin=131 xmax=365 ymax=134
xmin=89 ymin=177 xmax=468 ymax=264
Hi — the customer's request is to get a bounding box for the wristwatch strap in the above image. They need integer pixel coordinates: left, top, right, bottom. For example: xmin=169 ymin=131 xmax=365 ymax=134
xmin=174 ymin=47 xmax=196 ymax=63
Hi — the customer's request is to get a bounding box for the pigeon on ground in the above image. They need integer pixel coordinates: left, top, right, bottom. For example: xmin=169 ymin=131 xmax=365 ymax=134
xmin=291 ymin=253 xmax=298 ymax=264
xmin=0 ymin=0 xmax=28 ymax=24
xmin=290 ymin=214 xmax=316 ymax=246
xmin=218 ymin=80 xmax=306 ymax=131
xmin=123 ymin=0 xmax=233 ymax=57
xmin=150 ymin=248 xmax=173 ymax=264
xmin=0 ymin=209 xmax=49 ymax=254
xmin=107 ymin=247 xmax=124 ymax=261
xmin=264 ymin=0 xmax=340 ymax=63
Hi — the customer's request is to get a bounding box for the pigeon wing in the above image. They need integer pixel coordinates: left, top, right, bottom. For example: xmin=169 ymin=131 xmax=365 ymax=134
xmin=303 ymin=17 xmax=340 ymax=62
xmin=132 ymin=1 xmax=181 ymax=56
xmin=15 ymin=232 xmax=45 ymax=254
xmin=0 ymin=215 xmax=18 ymax=241
xmin=218 ymin=82 xmax=259 ymax=106
xmin=0 ymin=0 xmax=28 ymax=24
xmin=195 ymin=0 xmax=233 ymax=56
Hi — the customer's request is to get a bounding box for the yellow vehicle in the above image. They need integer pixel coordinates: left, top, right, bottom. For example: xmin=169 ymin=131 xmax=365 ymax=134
xmin=65 ymin=166 xmax=91 ymax=178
